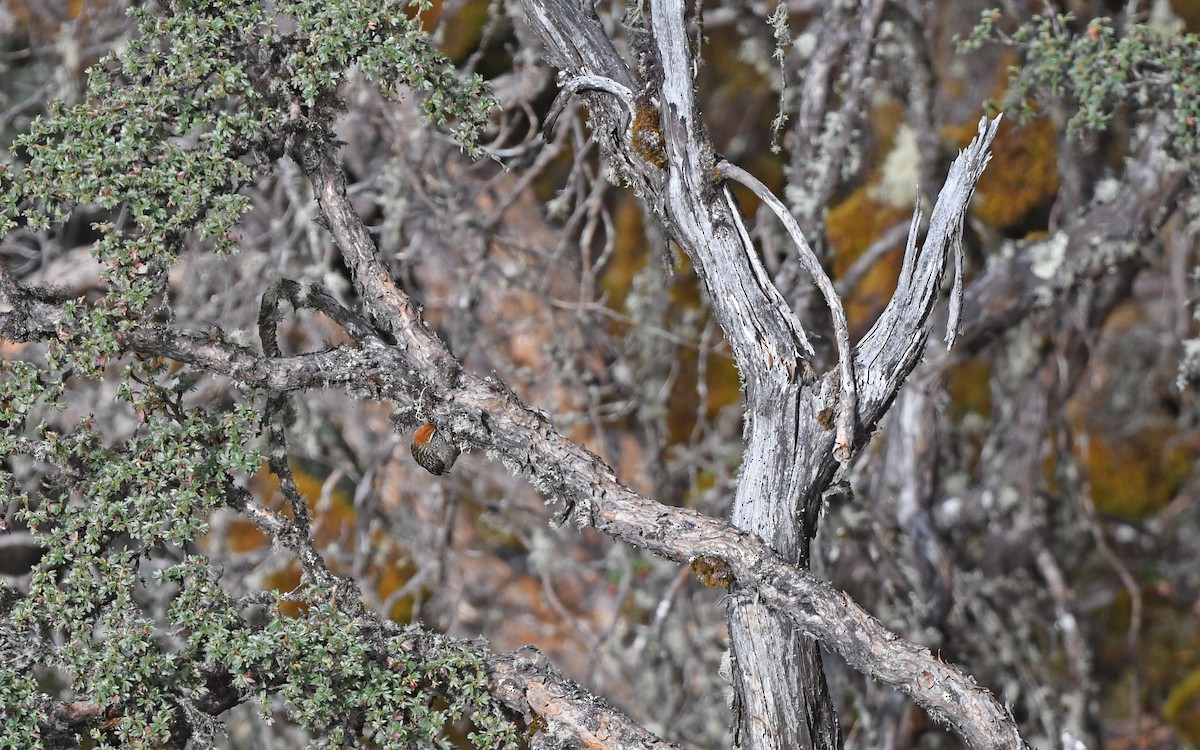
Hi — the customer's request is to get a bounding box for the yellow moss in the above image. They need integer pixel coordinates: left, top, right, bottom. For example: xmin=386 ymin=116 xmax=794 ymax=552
xmin=436 ymin=0 xmax=492 ymax=63
xmin=591 ymin=202 xmax=741 ymax=445
xmin=946 ymin=358 xmax=993 ymax=421
xmin=943 ymin=116 xmax=1060 ymax=232
xmin=944 ymin=358 xmax=993 ymax=472
xmin=1085 ymin=425 xmax=1195 ymax=520
xmin=598 ymin=200 xmax=649 ymax=308
xmin=372 ymin=550 xmax=423 ymax=623
xmin=1095 ymin=590 xmax=1200 ymax=727
xmin=684 ymin=470 xmax=717 ymax=502
xmin=264 ymin=563 xmax=307 ymax=618
xmin=1166 ymin=668 xmax=1200 ymax=744
xmin=689 ymin=555 xmax=733 ymax=587
xmin=826 ymin=186 xmax=910 ymax=335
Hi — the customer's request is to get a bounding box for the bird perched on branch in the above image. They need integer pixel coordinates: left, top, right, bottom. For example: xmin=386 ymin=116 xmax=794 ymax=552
xmin=411 ymin=423 xmax=459 ymax=475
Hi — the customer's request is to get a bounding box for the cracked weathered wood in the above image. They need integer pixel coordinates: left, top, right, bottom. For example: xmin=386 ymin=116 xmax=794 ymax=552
xmin=516 ymin=0 xmax=1005 ymax=744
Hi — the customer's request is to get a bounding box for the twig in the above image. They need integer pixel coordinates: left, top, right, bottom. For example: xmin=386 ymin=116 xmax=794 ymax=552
xmin=544 ymin=74 xmax=635 ymax=137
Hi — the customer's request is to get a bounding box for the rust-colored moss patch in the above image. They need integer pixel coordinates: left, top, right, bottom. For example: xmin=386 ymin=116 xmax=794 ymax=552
xmin=944 ymin=116 xmax=1059 ymax=233
xmin=689 ymin=554 xmax=733 ymax=587
xmin=826 ymin=186 xmax=910 ymax=336
xmin=631 ymin=103 xmax=668 ymax=171
xmin=1085 ymin=425 xmax=1195 ymax=520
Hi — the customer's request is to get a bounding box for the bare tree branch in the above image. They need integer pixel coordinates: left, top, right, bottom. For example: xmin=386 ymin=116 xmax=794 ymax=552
xmin=716 ymin=158 xmax=856 ymax=462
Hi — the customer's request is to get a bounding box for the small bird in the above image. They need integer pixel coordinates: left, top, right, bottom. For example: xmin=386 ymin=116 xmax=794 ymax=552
xmin=410 ymin=423 xmax=460 ymax=475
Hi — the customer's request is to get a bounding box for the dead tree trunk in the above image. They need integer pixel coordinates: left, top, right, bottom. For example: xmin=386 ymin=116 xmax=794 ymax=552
xmin=516 ymin=0 xmax=1001 ymax=747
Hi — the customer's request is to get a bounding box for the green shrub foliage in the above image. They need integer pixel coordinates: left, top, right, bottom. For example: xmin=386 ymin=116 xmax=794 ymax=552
xmin=963 ymin=9 xmax=1200 ymax=152
xmin=0 ymin=0 xmax=511 ymax=747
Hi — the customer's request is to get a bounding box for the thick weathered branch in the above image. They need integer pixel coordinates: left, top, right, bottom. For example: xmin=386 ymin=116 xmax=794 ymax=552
xmin=2 ymin=248 xmax=1025 ymax=748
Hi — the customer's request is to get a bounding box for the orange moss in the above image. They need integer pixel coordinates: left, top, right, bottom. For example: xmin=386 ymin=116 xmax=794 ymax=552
xmin=943 ymin=116 xmax=1060 ymax=233
xmin=224 ymin=518 xmax=268 ymax=553
xmin=826 ymin=186 xmax=910 ymax=336
xmin=1084 ymin=425 xmax=1195 ymax=520
xmin=631 ymin=104 xmax=668 ymax=171
xmin=8 ymin=0 xmax=88 ymax=33
xmin=264 ymin=563 xmax=306 ymax=618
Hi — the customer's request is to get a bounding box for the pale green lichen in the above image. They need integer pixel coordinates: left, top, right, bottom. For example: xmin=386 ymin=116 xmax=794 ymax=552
xmin=1029 ymin=231 xmax=1068 ymax=281
xmin=870 ymin=124 xmax=922 ymax=209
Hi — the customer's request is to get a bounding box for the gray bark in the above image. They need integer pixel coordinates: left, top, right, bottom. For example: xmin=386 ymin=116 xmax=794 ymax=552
xmin=495 ymin=0 xmax=1007 ymax=746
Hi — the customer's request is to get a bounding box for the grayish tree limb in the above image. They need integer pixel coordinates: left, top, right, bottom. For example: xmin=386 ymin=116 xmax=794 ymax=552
xmin=545 ymin=75 xmax=635 ymax=136
xmin=852 ymin=115 xmax=1000 ymax=427
xmin=716 ymin=158 xmax=856 ymax=463
xmin=645 ymin=0 xmax=837 ymax=742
